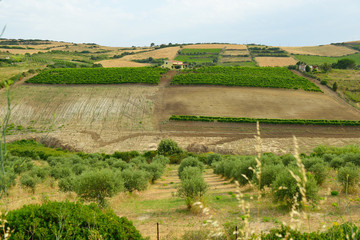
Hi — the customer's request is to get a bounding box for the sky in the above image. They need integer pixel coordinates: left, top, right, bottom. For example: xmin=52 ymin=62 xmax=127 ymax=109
xmin=0 ymin=0 xmax=359 ymax=47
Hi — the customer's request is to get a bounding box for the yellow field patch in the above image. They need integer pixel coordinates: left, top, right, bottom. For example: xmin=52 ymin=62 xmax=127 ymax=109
xmin=120 ymin=46 xmax=180 ymax=61
xmin=281 ymin=45 xmax=358 ymax=57
xmin=97 ymin=59 xmax=150 ymax=67
xmin=255 ymin=57 xmax=297 ymax=67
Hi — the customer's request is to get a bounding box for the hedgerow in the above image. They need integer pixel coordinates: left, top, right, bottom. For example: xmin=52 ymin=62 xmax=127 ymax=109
xmin=169 ymin=115 xmax=360 ymax=126
xmin=26 ymin=67 xmax=168 ymax=84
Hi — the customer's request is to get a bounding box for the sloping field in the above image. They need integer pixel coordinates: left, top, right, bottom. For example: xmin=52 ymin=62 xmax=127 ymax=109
xmin=183 ymin=44 xmax=247 ymax=49
xmin=293 ymin=53 xmax=360 ymax=65
xmin=162 ymin=86 xmax=360 ymax=120
xmin=255 ymin=56 xmax=297 ymax=66
xmin=97 ymin=59 xmax=150 ymax=67
xmin=0 ymin=85 xmax=157 ymax=133
xmin=281 ymin=45 xmax=358 ymax=56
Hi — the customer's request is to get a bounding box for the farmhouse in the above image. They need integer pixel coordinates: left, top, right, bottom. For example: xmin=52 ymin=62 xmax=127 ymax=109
xmin=161 ymin=60 xmax=188 ymax=69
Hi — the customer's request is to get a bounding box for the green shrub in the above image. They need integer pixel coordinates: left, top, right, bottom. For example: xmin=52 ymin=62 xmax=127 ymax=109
xmin=58 ymin=176 xmax=74 ymax=193
xmin=152 ymin=155 xmax=170 ymax=166
xmin=112 ymin=159 xmax=130 ymax=170
xmin=72 ymin=163 xmax=87 ymax=175
xmin=256 ymin=164 xmax=284 ymax=189
xmin=177 ymin=173 xmax=208 ymax=208
xmin=140 ymin=162 xmax=164 ymax=183
xmin=121 ymin=169 xmax=149 ymax=193
xmin=207 ymin=153 xmax=222 ymax=165
xmin=29 ymin=166 xmax=48 ymax=180
xmin=343 ymin=152 xmax=360 ymax=166
xmin=231 ymin=157 xmax=256 ymax=186
xmin=337 ymin=163 xmax=360 ymax=189
xmin=169 ymin=152 xmax=191 ymax=164
xmin=50 ymin=166 xmax=72 ymax=179
xmin=178 ymin=157 xmax=204 ymax=176
xmin=330 ymin=157 xmax=344 ymax=169
xmin=5 ymin=201 xmax=144 ymax=239
xmin=157 ymin=139 xmax=183 ymax=156
xmin=74 ymin=169 xmax=124 ymax=206
xmin=308 ymin=162 xmax=327 ymax=185
xmin=272 ymin=168 xmax=318 ymax=207
xmin=129 ymin=156 xmax=147 ymax=166
xmin=20 ymin=174 xmax=38 ymax=193
xmin=280 ymin=154 xmax=296 ymax=166
xmin=331 ymin=190 xmax=339 ymax=196
xmin=179 ymin=166 xmax=202 ymax=180
xmin=112 ymin=150 xmax=140 ymax=162
xmin=301 ymin=157 xmax=324 ymax=170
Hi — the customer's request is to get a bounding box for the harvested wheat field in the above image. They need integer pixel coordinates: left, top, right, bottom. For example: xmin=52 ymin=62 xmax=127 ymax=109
xmin=122 ymin=46 xmax=180 ymax=61
xmin=255 ymin=57 xmax=297 ymax=66
xmin=183 ymin=44 xmax=247 ymax=49
xmin=97 ymin=59 xmax=151 ymax=67
xmin=223 ymin=49 xmax=249 ymax=56
xmin=281 ymin=45 xmax=358 ymax=56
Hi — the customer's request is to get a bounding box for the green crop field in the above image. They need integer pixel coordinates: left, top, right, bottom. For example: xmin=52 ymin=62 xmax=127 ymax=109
xmin=175 ymin=48 xmax=222 ymax=64
xmin=172 ymin=66 xmax=321 ymax=91
xmin=293 ymin=53 xmax=360 ymax=65
xmin=26 ymin=67 xmax=168 ymax=84
xmin=178 ymin=48 xmax=222 ymax=54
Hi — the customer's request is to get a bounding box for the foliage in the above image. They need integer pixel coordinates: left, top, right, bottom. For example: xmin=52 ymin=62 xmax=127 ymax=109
xmin=20 ymin=174 xmax=38 ymax=193
xmin=332 ymin=58 xmax=356 ymax=69
xmin=74 ymin=169 xmax=124 ymax=206
xmin=332 ymin=82 xmax=338 ymax=91
xmin=207 ymin=153 xmax=222 ymax=165
xmin=26 ymin=67 xmax=168 ymax=85
xmin=121 ymin=169 xmax=149 ymax=193
xmin=5 ymin=201 xmax=144 ymax=239
xmin=177 ymin=168 xmax=208 ymax=209
xmin=172 ymin=66 xmax=321 ymax=91
xmin=157 ymin=139 xmax=183 ymax=156
xmin=337 ymin=163 xmax=360 ymax=189
xmin=248 ymin=46 xmax=288 ymax=57
xmin=293 ymin=53 xmax=360 ymax=66
xmin=272 ymin=168 xmax=319 ymax=206
xmin=175 ymin=48 xmax=221 ymax=64
xmin=308 ymin=162 xmax=327 ymax=185
xmin=178 ymin=157 xmax=204 ymax=176
xmin=169 ymin=115 xmax=360 ymax=126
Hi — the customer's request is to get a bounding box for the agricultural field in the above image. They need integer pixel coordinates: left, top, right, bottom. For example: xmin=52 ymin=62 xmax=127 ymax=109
xmin=281 ymin=45 xmax=358 ymax=57
xmin=315 ymin=69 xmax=360 ymax=104
xmin=255 ymin=57 xmax=297 ymax=67
xmin=26 ymin=67 xmax=168 ymax=84
xmin=175 ymin=48 xmax=222 ymax=64
xmin=183 ymin=44 xmax=247 ymax=49
xmin=248 ymin=46 xmax=288 ymax=57
xmin=172 ymin=66 xmax=321 ymax=91
xmin=293 ymin=53 xmax=360 ymax=66
xmin=220 ymin=49 xmax=253 ymax=65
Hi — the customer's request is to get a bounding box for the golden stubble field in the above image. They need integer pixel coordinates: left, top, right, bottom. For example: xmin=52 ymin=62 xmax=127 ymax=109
xmin=255 ymin=57 xmax=298 ymax=67
xmin=281 ymin=45 xmax=358 ymax=56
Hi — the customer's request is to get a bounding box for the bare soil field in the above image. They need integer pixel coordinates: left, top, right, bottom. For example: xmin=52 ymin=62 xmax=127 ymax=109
xmin=161 ymin=86 xmax=360 ymax=120
xmin=255 ymin=57 xmax=298 ymax=66
xmin=183 ymin=44 xmax=247 ymax=49
xmin=281 ymin=45 xmax=358 ymax=56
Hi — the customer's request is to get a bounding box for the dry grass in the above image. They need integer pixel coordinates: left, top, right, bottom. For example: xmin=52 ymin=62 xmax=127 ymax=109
xmin=183 ymin=44 xmax=247 ymax=50
xmin=122 ymin=46 xmax=180 ymax=61
xmin=281 ymin=45 xmax=358 ymax=57
xmin=222 ymin=49 xmax=249 ymax=56
xmin=255 ymin=57 xmax=298 ymax=67
xmin=220 ymin=56 xmax=251 ymax=62
xmin=97 ymin=59 xmax=151 ymax=67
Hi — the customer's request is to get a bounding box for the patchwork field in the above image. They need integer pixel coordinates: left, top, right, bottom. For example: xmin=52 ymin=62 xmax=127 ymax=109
xmin=183 ymin=44 xmax=247 ymax=49
xmin=293 ymin=52 xmax=360 ymax=65
xmin=255 ymin=57 xmax=297 ymax=67
xmin=281 ymin=45 xmax=358 ymax=57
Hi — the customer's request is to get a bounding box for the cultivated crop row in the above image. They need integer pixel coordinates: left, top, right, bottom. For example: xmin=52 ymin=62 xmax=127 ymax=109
xmin=26 ymin=67 xmax=168 ymax=84
xmin=172 ymin=66 xmax=321 ymax=91
xmin=169 ymin=115 xmax=360 ymax=126
xmin=248 ymin=46 xmax=288 ymax=57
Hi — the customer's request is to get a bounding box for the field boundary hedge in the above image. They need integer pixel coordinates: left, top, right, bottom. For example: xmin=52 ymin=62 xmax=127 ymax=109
xmin=169 ymin=115 xmax=360 ymax=126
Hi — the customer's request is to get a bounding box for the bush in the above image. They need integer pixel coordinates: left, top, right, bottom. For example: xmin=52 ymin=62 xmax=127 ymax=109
xmin=5 ymin=201 xmax=144 ymax=239
xmin=20 ymin=174 xmax=38 ymax=193
xmin=309 ymin=162 xmax=327 ymax=185
xmin=207 ymin=153 xmax=222 ymax=165
xmin=74 ymin=169 xmax=124 ymax=206
xmin=29 ymin=166 xmax=48 ymax=180
xmin=121 ymin=169 xmax=149 ymax=193
xmin=177 ymin=173 xmax=208 ymax=208
xmin=179 ymin=166 xmax=202 ymax=180
xmin=112 ymin=150 xmax=140 ymax=162
xmin=58 ymin=176 xmax=75 ymax=193
xmin=178 ymin=157 xmax=204 ymax=176
xmin=231 ymin=157 xmax=256 ymax=186
xmin=152 ymin=155 xmax=170 ymax=166
xmin=337 ymin=163 xmax=360 ymax=190
xmin=50 ymin=166 xmax=72 ymax=179
xmin=140 ymin=162 xmax=164 ymax=183
xmin=343 ymin=152 xmax=360 ymax=166
xmin=272 ymin=168 xmax=318 ymax=207
xmin=280 ymin=154 xmax=296 ymax=166
xmin=330 ymin=157 xmax=344 ymax=169
xmin=157 ymin=139 xmax=182 ymax=156
xmin=256 ymin=164 xmax=284 ymax=189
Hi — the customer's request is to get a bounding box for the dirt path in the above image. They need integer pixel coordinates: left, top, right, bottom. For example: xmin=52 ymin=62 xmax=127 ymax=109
xmin=152 ymin=70 xmax=176 ymax=130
